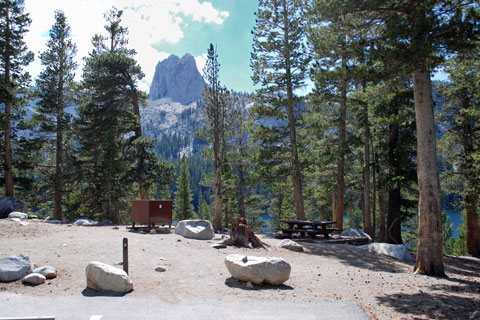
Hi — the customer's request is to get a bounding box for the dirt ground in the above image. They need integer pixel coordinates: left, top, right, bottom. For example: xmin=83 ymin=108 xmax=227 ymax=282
xmin=0 ymin=219 xmax=479 ymax=320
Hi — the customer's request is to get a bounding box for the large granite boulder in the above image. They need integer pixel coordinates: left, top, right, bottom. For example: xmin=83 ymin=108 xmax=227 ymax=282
xmin=174 ymin=220 xmax=214 ymax=240
xmin=0 ymin=255 xmax=33 ymax=282
xmin=86 ymin=261 xmax=133 ymax=293
xmin=224 ymin=254 xmax=291 ymax=285
xmin=149 ymin=54 xmax=205 ymax=104
xmin=22 ymin=273 xmax=46 ymax=285
xmin=340 ymin=228 xmax=372 ymax=241
xmin=33 ymin=266 xmax=57 ymax=279
xmin=8 ymin=212 xmax=28 ymax=219
xmin=357 ymin=243 xmax=413 ymax=262
xmin=277 ymin=239 xmax=304 ymax=252
xmin=0 ymin=197 xmax=25 ymax=219
xmin=73 ymin=218 xmax=98 ymax=226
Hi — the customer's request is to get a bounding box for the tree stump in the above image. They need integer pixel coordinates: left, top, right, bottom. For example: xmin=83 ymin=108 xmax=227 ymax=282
xmin=222 ymin=217 xmax=267 ymax=248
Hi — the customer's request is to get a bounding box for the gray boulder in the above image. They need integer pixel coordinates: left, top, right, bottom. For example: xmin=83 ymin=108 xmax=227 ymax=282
xmin=73 ymin=218 xmax=98 ymax=226
xmin=0 ymin=255 xmax=33 ymax=282
xmin=224 ymin=254 xmax=291 ymax=285
xmin=0 ymin=196 xmax=25 ymax=219
xmin=340 ymin=228 xmax=372 ymax=241
xmin=357 ymin=243 xmax=413 ymax=262
xmin=86 ymin=261 xmax=133 ymax=293
xmin=276 ymin=239 xmax=304 ymax=252
xmin=174 ymin=220 xmax=214 ymax=240
xmin=22 ymin=273 xmax=46 ymax=285
xmin=8 ymin=212 xmax=28 ymax=219
xmin=33 ymin=266 xmax=57 ymax=279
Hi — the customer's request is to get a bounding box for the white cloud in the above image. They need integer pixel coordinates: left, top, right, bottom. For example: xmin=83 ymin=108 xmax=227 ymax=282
xmin=24 ymin=0 xmax=229 ymax=92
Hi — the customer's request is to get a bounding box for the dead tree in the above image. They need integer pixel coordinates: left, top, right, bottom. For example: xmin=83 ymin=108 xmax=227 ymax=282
xmin=222 ymin=217 xmax=267 ymax=248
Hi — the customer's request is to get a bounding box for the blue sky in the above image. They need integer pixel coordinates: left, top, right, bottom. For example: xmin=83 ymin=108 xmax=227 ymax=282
xmin=24 ymin=0 xmax=258 ymax=93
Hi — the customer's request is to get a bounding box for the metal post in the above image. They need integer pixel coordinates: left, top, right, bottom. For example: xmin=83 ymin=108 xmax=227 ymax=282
xmin=123 ymin=238 xmax=128 ymax=274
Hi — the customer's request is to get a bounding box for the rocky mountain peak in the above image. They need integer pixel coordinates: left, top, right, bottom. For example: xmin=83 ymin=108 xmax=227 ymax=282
xmin=149 ymin=53 xmax=205 ymax=105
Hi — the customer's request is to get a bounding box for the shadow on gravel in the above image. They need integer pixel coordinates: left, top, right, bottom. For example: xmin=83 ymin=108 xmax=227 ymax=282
xmin=376 ymin=290 xmax=479 ymax=319
xmin=300 ymin=242 xmax=412 ymax=274
xmin=224 ymin=277 xmax=294 ymax=291
xmin=81 ymin=288 xmax=131 ymax=297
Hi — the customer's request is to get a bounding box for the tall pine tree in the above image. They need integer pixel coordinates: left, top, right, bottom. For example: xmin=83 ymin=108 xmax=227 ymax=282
xmin=35 ymin=10 xmax=77 ymax=221
xmin=173 ymin=154 xmax=195 ymax=221
xmin=251 ymin=0 xmax=309 ymax=220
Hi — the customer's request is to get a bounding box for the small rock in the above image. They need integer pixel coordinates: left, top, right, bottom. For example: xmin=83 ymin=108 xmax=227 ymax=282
xmin=174 ymin=220 xmax=215 ymax=240
xmin=211 ymin=244 xmax=227 ymax=249
xmin=277 ymin=239 xmax=304 ymax=252
xmin=246 ymin=281 xmax=254 ymax=289
xmin=62 ymin=244 xmax=67 ymax=247
xmin=150 ymin=229 xmax=157 ymax=234
xmin=33 ymin=266 xmax=57 ymax=279
xmin=0 ymin=255 xmax=33 ymax=282
xmin=86 ymin=261 xmax=133 ymax=293
xmin=22 ymin=273 xmax=46 ymax=285
xmin=159 ymin=257 xmax=166 ymax=261
xmin=8 ymin=212 xmax=28 ymax=219
xmin=139 ymin=230 xmax=146 ymax=235
xmin=73 ymin=218 xmax=98 ymax=226
xmin=177 ymin=239 xmax=181 ymax=242
xmin=470 ymin=311 xmax=480 ymax=319
xmin=155 ymin=266 xmax=167 ymax=272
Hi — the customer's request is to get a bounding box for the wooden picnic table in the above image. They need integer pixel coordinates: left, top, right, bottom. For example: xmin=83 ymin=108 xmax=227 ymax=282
xmin=279 ymin=220 xmax=338 ymax=239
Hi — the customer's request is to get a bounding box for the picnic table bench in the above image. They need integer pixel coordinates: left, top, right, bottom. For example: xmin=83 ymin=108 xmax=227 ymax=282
xmin=279 ymin=220 xmax=339 ymax=239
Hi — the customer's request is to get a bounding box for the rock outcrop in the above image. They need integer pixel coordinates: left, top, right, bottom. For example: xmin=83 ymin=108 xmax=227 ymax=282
xmin=357 ymin=243 xmax=413 ymax=262
xmin=0 ymin=197 xmax=25 ymax=219
xmin=149 ymin=54 xmax=205 ymax=104
xmin=0 ymin=255 xmax=33 ymax=282
xmin=224 ymin=254 xmax=291 ymax=285
xmin=8 ymin=212 xmax=28 ymax=219
xmin=86 ymin=261 xmax=133 ymax=293
xmin=174 ymin=220 xmax=215 ymax=240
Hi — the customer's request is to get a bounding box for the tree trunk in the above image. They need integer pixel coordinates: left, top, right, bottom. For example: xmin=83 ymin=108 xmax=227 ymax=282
xmin=363 ymin=103 xmax=372 ymax=237
xmin=283 ymin=0 xmax=305 ymax=221
xmin=336 ymin=55 xmax=347 ymax=231
xmin=379 ymin=192 xmax=385 ymax=242
xmin=132 ymin=94 xmax=149 ymax=200
xmin=213 ymin=141 xmax=223 ymax=231
xmin=387 ymin=117 xmax=402 ymax=244
xmin=223 ymin=217 xmax=266 ymax=248
xmin=54 ymin=116 xmax=63 ymax=221
xmin=330 ymin=189 xmax=335 ymax=222
xmin=461 ymin=97 xmax=480 ymax=258
xmin=4 ymin=101 xmax=14 ymax=197
xmin=371 ymin=146 xmax=377 ymax=242
xmin=412 ymin=69 xmax=445 ymax=277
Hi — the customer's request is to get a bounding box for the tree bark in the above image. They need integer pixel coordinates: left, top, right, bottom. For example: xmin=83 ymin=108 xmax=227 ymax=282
xmin=363 ymin=103 xmax=372 ymax=238
xmin=412 ymin=69 xmax=445 ymax=277
xmin=335 ymin=54 xmax=347 ymax=231
xmin=283 ymin=0 xmax=305 ymax=221
xmin=379 ymin=192 xmax=385 ymax=242
xmin=387 ymin=116 xmax=402 ymax=244
xmin=461 ymin=97 xmax=480 ymax=258
xmin=371 ymin=146 xmax=377 ymax=242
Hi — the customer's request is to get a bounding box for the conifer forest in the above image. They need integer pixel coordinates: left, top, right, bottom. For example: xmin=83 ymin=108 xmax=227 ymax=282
xmin=1 ymin=0 xmax=480 ymax=276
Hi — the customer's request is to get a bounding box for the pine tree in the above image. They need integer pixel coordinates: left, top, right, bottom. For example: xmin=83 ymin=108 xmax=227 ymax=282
xmin=34 ymin=10 xmax=77 ymax=221
xmin=198 ymin=43 xmax=234 ymax=231
xmin=251 ymin=0 xmax=309 ymax=221
xmin=0 ymin=0 xmax=34 ymax=196
xmin=173 ymin=154 xmax=195 ymax=221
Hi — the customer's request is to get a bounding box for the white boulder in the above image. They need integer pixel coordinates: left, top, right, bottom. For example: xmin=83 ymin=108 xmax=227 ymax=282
xmin=174 ymin=220 xmax=215 ymax=240
xmin=73 ymin=218 xmax=98 ymax=226
xmin=0 ymin=255 xmax=33 ymax=282
xmin=22 ymin=273 xmax=46 ymax=285
xmin=340 ymin=228 xmax=372 ymax=241
xmin=224 ymin=254 xmax=291 ymax=285
xmin=8 ymin=212 xmax=28 ymax=219
xmin=33 ymin=266 xmax=57 ymax=279
xmin=86 ymin=261 xmax=133 ymax=293
xmin=357 ymin=243 xmax=413 ymax=262
xmin=277 ymin=239 xmax=304 ymax=252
